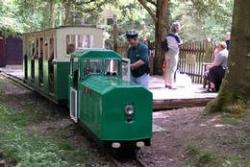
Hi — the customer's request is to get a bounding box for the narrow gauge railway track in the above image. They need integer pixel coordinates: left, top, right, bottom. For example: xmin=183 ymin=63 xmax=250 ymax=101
xmin=0 ymin=72 xmax=33 ymax=91
xmin=110 ymin=157 xmax=146 ymax=167
xmin=0 ymin=71 xmax=58 ymax=104
xmin=132 ymin=157 xmax=147 ymax=167
xmin=108 ymin=153 xmax=147 ymax=167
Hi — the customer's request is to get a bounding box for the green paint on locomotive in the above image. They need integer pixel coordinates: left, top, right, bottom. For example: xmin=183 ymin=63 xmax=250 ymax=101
xmin=79 ymin=76 xmax=152 ymax=140
xmin=69 ymin=49 xmax=152 ymax=142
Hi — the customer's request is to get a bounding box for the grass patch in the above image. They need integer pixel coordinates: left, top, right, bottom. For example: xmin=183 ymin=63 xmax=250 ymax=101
xmin=222 ymin=113 xmax=243 ymax=125
xmin=0 ymin=104 xmax=47 ymax=127
xmin=186 ymin=144 xmax=242 ymax=167
xmin=0 ymin=103 xmax=89 ymax=167
xmin=221 ymin=110 xmax=250 ymax=126
xmin=221 ymin=134 xmax=250 ymax=150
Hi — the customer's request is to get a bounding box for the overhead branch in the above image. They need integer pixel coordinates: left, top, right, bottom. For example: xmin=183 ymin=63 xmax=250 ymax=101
xmin=137 ymin=0 xmax=157 ymax=22
xmin=62 ymin=0 xmax=97 ymax=6
xmin=75 ymin=0 xmax=96 ymax=5
xmin=146 ymin=0 xmax=157 ymax=6
xmin=75 ymin=0 xmax=109 ymax=13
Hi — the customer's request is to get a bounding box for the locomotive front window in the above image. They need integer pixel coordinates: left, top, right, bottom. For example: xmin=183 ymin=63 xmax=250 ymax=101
xmin=104 ymin=59 xmax=120 ymax=76
xmin=83 ymin=59 xmax=103 ymax=76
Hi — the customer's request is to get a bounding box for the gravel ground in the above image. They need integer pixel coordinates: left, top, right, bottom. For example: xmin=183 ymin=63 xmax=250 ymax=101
xmin=139 ymin=108 xmax=250 ymax=167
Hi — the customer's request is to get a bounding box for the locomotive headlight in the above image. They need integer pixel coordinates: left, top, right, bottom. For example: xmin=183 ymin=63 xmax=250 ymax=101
xmin=125 ymin=105 xmax=134 ymax=115
xmin=125 ymin=105 xmax=134 ymax=122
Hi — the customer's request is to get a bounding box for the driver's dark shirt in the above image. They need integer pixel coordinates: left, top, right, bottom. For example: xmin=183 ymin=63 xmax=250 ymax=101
xmin=127 ymin=43 xmax=149 ymax=77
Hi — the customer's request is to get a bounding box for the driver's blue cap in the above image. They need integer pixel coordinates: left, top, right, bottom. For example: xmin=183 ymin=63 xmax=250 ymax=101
xmin=126 ymin=31 xmax=138 ymax=39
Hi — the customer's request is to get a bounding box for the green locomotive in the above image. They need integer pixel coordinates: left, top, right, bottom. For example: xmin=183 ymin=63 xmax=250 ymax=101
xmin=69 ymin=49 xmax=152 ymax=148
xmin=23 ymin=26 xmax=152 ymax=150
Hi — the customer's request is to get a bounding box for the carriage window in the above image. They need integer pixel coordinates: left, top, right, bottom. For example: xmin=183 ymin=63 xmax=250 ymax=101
xmin=83 ymin=59 xmax=102 ymax=76
xmin=48 ymin=37 xmax=55 ymax=93
xmin=104 ymin=59 xmax=120 ymax=76
xmin=66 ymin=34 xmax=94 ymax=55
xmin=39 ymin=38 xmax=43 ymax=58
xmin=35 ymin=39 xmax=39 ymax=58
xmin=44 ymin=38 xmax=49 ymax=59
xmin=31 ymin=42 xmax=35 ymax=57
xmin=49 ymin=37 xmax=54 ymax=59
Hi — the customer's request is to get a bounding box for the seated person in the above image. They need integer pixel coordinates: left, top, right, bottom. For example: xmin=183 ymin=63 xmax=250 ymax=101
xmin=203 ymin=44 xmax=220 ymax=78
xmin=206 ymin=42 xmax=228 ymax=92
xmin=67 ymin=43 xmax=75 ymax=54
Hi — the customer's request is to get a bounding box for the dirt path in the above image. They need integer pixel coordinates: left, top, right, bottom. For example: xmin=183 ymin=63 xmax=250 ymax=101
xmin=139 ymin=108 xmax=250 ymax=167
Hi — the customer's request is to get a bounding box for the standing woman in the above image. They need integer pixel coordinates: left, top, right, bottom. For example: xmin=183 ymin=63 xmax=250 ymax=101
xmin=164 ymin=22 xmax=183 ymax=89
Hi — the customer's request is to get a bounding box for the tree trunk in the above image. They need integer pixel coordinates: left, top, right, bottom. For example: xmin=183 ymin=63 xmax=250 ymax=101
xmin=49 ymin=0 xmax=56 ymax=28
xmin=154 ymin=0 xmax=168 ymax=75
xmin=113 ymin=18 xmax=118 ymax=52
xmin=136 ymin=0 xmax=168 ymax=75
xmin=207 ymin=0 xmax=250 ymax=113
xmin=63 ymin=0 xmax=72 ymax=25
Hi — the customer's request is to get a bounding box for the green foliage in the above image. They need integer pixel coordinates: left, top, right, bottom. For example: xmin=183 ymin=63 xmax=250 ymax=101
xmin=0 ymin=0 xmax=233 ymax=41
xmin=206 ymin=98 xmax=248 ymax=114
xmin=107 ymin=0 xmax=234 ymax=41
xmin=0 ymin=0 xmax=116 ymax=33
xmin=14 ymin=0 xmax=52 ymax=31
xmin=222 ymin=113 xmax=243 ymax=125
xmin=0 ymin=103 xmax=88 ymax=166
xmin=186 ymin=144 xmax=241 ymax=167
xmin=187 ymin=144 xmax=218 ymax=166
xmin=169 ymin=0 xmax=233 ymax=41
xmin=221 ymin=132 xmax=250 ymax=149
xmin=103 ymin=0 xmax=154 ymax=41
xmin=0 ymin=0 xmax=23 ymax=35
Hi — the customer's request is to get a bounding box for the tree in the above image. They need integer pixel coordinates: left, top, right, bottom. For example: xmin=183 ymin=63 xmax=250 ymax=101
xmin=137 ymin=0 xmax=169 ymax=74
xmin=62 ymin=0 xmax=111 ymax=25
xmin=207 ymin=0 xmax=250 ymax=113
xmin=189 ymin=0 xmax=233 ymax=41
xmin=169 ymin=0 xmax=233 ymax=41
xmin=0 ymin=0 xmax=23 ymax=35
xmin=48 ymin=0 xmax=56 ymax=28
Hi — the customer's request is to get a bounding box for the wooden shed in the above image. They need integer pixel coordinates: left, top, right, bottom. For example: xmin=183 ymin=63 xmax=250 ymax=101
xmin=0 ymin=35 xmax=5 ymax=67
xmin=0 ymin=35 xmax=22 ymax=67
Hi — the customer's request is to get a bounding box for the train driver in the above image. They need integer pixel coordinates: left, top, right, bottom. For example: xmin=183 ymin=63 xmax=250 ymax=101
xmin=126 ymin=31 xmax=150 ymax=88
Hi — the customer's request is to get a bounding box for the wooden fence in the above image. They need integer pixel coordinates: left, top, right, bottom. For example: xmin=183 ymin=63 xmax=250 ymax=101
xmin=114 ymin=41 xmax=215 ymax=84
xmin=178 ymin=41 xmax=214 ymax=84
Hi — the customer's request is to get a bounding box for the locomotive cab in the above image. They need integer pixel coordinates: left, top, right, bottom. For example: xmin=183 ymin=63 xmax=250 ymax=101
xmin=69 ymin=49 xmax=152 ymax=150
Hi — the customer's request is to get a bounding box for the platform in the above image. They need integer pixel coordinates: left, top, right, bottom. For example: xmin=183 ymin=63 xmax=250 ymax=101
xmin=149 ymin=76 xmax=217 ymax=110
xmin=0 ymin=65 xmax=217 ymax=110
xmin=0 ymin=65 xmax=23 ymax=78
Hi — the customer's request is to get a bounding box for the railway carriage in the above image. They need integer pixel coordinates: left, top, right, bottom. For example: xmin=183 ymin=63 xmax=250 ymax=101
xmin=23 ymin=26 xmax=104 ymax=104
